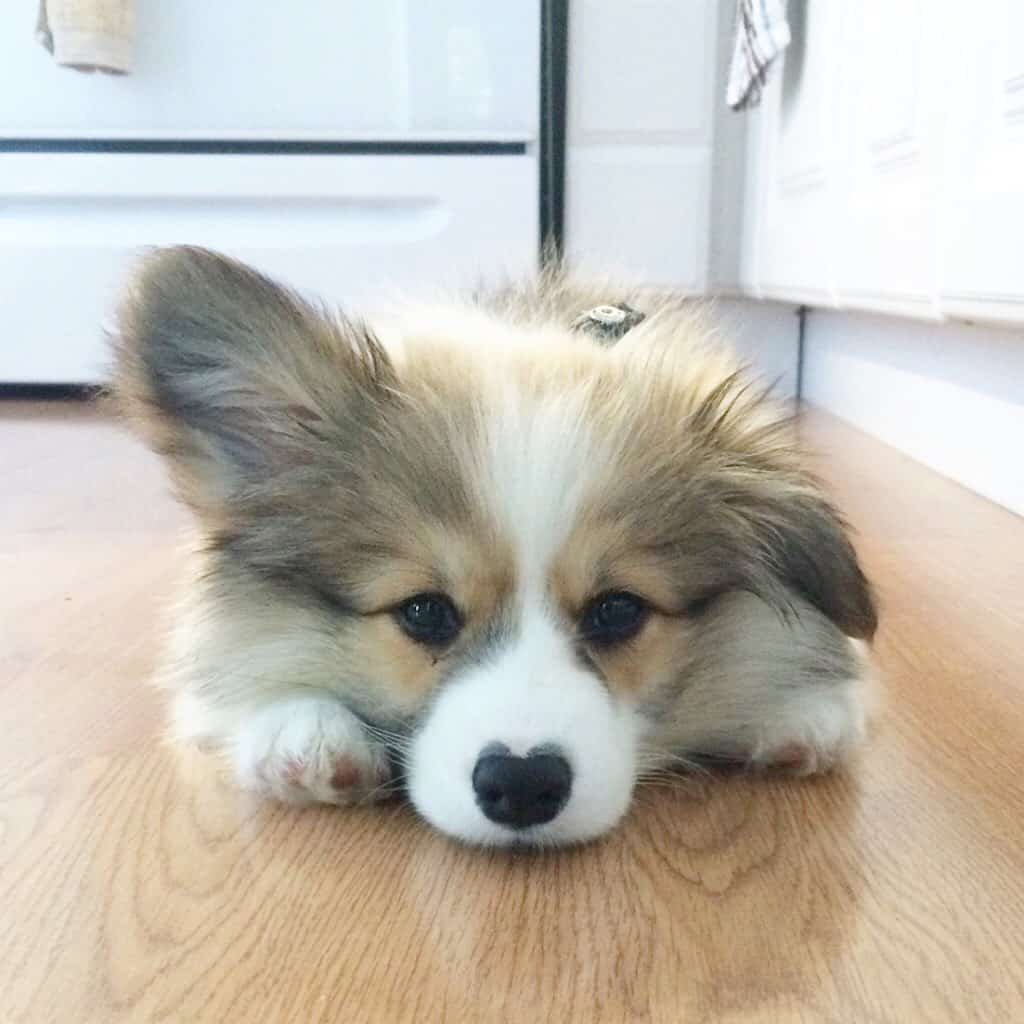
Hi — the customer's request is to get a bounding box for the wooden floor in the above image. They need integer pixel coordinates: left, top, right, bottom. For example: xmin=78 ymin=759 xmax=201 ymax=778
xmin=2 ymin=399 xmax=1023 ymax=1024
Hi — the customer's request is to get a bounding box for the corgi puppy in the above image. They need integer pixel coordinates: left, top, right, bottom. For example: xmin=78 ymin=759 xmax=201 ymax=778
xmin=112 ymin=247 xmax=876 ymax=846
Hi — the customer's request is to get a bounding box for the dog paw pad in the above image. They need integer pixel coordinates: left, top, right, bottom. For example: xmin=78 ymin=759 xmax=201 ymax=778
xmin=759 ymin=741 xmax=836 ymax=776
xmin=329 ymin=756 xmax=361 ymax=791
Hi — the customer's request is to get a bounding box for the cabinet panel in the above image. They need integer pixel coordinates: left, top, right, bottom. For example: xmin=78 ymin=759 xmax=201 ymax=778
xmin=0 ymin=154 xmax=537 ymax=382
xmin=0 ymin=1 xmax=538 ymax=140
xmin=940 ymin=0 xmax=1024 ymax=324
xmin=833 ymin=0 xmax=944 ymax=318
xmin=754 ymin=0 xmax=842 ymax=304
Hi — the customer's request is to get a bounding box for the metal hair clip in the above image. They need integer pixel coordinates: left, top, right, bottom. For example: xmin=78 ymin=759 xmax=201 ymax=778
xmin=569 ymin=303 xmax=646 ymax=343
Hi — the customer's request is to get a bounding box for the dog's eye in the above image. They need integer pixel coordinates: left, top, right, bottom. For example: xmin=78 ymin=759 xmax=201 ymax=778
xmin=581 ymin=591 xmax=648 ymax=647
xmin=395 ymin=593 xmax=461 ymax=647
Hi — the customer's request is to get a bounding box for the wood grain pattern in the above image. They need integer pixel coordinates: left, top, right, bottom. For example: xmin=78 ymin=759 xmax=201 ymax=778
xmin=2 ymin=399 xmax=1023 ymax=1023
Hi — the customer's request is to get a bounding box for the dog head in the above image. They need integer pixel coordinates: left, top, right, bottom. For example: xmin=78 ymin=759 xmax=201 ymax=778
xmin=114 ymin=247 xmax=875 ymax=845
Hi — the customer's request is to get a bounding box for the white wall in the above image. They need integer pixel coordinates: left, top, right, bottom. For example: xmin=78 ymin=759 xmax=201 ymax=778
xmin=564 ymin=0 xmax=717 ymax=289
xmin=709 ymin=298 xmax=800 ymax=399
xmin=707 ymin=0 xmax=751 ymax=293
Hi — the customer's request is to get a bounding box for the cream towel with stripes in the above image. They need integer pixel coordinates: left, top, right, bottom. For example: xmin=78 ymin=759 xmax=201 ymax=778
xmin=36 ymin=0 xmax=135 ymax=75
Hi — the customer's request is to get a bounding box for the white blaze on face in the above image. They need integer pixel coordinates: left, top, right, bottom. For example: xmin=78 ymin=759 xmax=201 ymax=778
xmin=407 ymin=607 xmax=640 ymax=845
xmin=406 ymin=382 xmax=641 ymax=846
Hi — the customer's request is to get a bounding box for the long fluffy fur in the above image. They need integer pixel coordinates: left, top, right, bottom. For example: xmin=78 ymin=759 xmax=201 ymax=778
xmin=111 ymin=247 xmax=877 ymax=845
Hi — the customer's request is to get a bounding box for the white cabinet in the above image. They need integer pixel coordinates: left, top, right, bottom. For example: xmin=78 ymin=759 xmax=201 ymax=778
xmin=753 ymin=0 xmax=843 ymax=306
xmin=941 ymin=0 xmax=1024 ymax=324
xmin=833 ymin=0 xmax=944 ymax=318
xmin=737 ymin=0 xmax=1024 ymax=327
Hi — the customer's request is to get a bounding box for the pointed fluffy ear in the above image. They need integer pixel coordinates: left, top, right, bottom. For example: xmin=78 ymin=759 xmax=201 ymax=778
xmin=742 ymin=484 xmax=878 ymax=640
xmin=678 ymin=377 xmax=878 ymax=640
xmin=111 ymin=246 xmax=395 ymax=516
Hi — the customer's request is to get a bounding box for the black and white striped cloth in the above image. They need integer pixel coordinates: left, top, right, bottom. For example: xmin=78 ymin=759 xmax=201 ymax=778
xmin=726 ymin=0 xmax=791 ymax=111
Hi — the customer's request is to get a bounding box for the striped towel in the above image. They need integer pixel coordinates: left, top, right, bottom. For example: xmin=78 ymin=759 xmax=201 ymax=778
xmin=726 ymin=0 xmax=791 ymax=111
xmin=36 ymin=0 xmax=135 ymax=75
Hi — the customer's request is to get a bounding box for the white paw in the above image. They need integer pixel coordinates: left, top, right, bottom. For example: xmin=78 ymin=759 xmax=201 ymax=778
xmin=751 ymin=677 xmax=870 ymax=776
xmin=755 ymin=740 xmax=834 ymax=776
xmin=231 ymin=696 xmax=392 ymax=805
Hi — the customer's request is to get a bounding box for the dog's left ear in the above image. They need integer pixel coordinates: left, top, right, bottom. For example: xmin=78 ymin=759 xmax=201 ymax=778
xmin=734 ymin=482 xmax=878 ymax=640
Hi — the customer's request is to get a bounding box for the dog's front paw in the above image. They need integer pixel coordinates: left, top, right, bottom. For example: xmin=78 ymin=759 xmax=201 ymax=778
xmin=756 ymin=740 xmax=833 ymax=776
xmin=232 ymin=696 xmax=392 ymax=805
xmin=751 ymin=677 xmax=871 ymax=776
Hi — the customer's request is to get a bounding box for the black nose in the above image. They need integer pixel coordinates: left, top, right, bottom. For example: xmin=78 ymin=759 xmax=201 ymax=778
xmin=472 ymin=747 xmax=573 ymax=828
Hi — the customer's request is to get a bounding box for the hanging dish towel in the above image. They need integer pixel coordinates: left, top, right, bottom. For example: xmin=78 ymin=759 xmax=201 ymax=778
xmin=726 ymin=0 xmax=790 ymax=110
xmin=36 ymin=0 xmax=135 ymax=75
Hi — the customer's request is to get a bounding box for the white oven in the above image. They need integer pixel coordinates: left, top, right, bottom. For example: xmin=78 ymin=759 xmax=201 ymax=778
xmin=0 ymin=1 xmax=540 ymax=382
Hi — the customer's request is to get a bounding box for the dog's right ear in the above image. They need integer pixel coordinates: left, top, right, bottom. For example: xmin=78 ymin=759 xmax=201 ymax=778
xmin=111 ymin=246 xmax=395 ymax=518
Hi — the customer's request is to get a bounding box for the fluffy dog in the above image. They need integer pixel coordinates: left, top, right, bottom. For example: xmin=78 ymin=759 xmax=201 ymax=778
xmin=112 ymin=247 xmax=876 ymax=846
